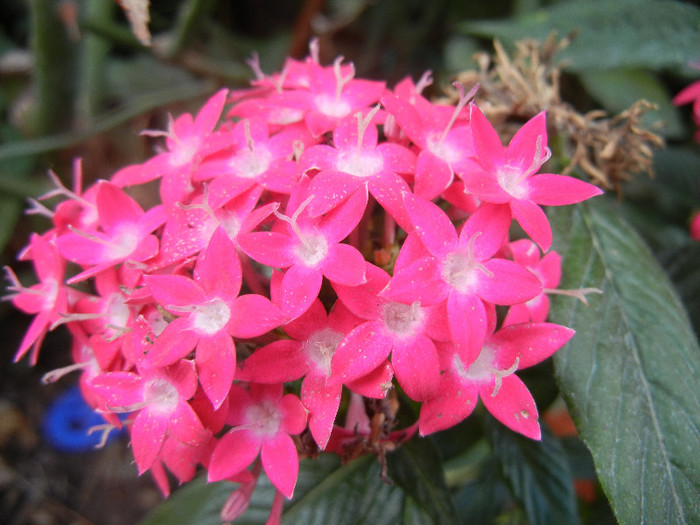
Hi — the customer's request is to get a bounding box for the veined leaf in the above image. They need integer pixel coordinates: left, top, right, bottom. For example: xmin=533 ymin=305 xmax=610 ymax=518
xmin=485 ymin=416 xmax=579 ymax=525
xmin=138 ymin=477 xmax=237 ymax=525
xmin=386 ymin=436 xmax=461 ymax=524
xmin=459 ymin=0 xmax=700 ymax=71
xmin=549 ymin=198 xmax=700 ymax=525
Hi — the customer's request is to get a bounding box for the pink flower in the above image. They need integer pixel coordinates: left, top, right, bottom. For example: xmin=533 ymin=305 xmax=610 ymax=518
xmin=112 ymin=88 xmax=229 ymax=207
xmin=89 ymin=359 xmax=207 ymax=474
xmin=6 ymin=233 xmax=68 ymax=364
xmin=195 ymin=117 xmax=312 ymax=198
xmin=274 ymin=56 xmax=385 ymax=137
xmin=208 ymin=383 xmax=307 ymax=499
xmin=503 ymin=239 xmax=562 ymax=325
xmin=332 ymin=261 xmax=449 ymax=401
xmin=300 ymin=106 xmax=415 ymax=228
xmin=238 ymin=178 xmax=367 ymax=319
xmin=419 ymin=322 xmax=575 ymax=439
xmin=461 ymin=105 xmax=603 ymax=251
xmin=691 ymin=211 xmax=700 ymax=241
xmin=55 ymin=181 xmax=166 ymax=283
xmin=143 ymin=227 xmax=284 ymax=408
xmin=382 ymin=193 xmax=542 ymax=344
xmin=239 ymin=298 xmax=390 ymax=449
xmin=382 ymin=82 xmax=476 ymax=200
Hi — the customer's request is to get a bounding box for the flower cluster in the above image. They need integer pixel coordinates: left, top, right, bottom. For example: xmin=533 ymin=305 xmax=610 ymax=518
xmin=7 ymin=42 xmax=602 ymax=521
xmin=674 ymin=74 xmax=700 ymax=241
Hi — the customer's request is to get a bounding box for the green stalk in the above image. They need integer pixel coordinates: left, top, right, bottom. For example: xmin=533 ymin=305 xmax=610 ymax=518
xmin=165 ymin=0 xmax=215 ymax=59
xmin=29 ymin=0 xmax=77 ymax=135
xmin=76 ymin=0 xmax=116 ymax=127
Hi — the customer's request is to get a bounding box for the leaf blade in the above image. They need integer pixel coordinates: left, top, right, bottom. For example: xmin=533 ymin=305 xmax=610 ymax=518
xmin=549 ymin=199 xmax=700 ymax=525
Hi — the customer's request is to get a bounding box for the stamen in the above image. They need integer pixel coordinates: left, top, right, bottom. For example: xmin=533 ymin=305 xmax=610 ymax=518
xmin=308 ymin=37 xmax=320 ymax=64
xmin=333 ymin=57 xmax=355 ymax=102
xmin=466 ymin=232 xmax=494 ymax=278
xmin=246 ymin=52 xmax=266 ymax=82
xmin=415 ymin=70 xmax=433 ymax=96
xmin=491 ymin=357 xmax=520 ymax=397
xmin=523 ymin=135 xmax=552 ymax=178
xmin=439 ymin=82 xmax=479 ymax=143
xmin=25 ymin=198 xmax=55 ymax=218
xmin=177 ymin=183 xmax=219 ymax=224
xmin=2 ymin=266 xmax=43 ymax=299
xmin=273 ymin=195 xmax=316 ymax=252
xmin=104 ymin=324 xmax=132 ymax=342
xmin=104 ymin=400 xmax=149 ymax=414
xmin=543 ymin=287 xmax=603 ymax=305
xmin=50 ymin=311 xmax=106 ymax=330
xmin=244 ymin=119 xmax=255 ymax=152
xmin=38 ymin=168 xmax=92 ymax=208
xmin=87 ymin=423 xmax=120 ymax=449
xmin=354 ymin=105 xmax=381 ymax=153
xmin=67 ymin=225 xmax=113 ymax=247
xmin=42 ymin=361 xmax=92 ymax=384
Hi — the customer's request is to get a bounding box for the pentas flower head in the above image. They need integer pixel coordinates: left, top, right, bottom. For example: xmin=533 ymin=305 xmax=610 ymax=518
xmin=238 ymin=297 xmax=391 ymax=450
xmin=208 ymin=383 xmax=307 ymax=499
xmin=143 ymin=227 xmax=283 ymax=408
xmin=5 ymin=233 xmax=68 ymax=364
xmin=112 ymin=88 xmax=229 ymax=207
xmin=382 ymin=193 xmax=542 ymax=345
xmin=8 ymin=42 xmax=605 ymax=521
xmin=238 ymin=177 xmax=367 ymax=319
xmin=419 ymin=322 xmax=575 ymax=439
xmin=89 ymin=359 xmax=207 ymax=474
xmin=461 ymin=104 xmax=603 ymax=251
xmin=55 ymin=180 xmax=167 ymax=283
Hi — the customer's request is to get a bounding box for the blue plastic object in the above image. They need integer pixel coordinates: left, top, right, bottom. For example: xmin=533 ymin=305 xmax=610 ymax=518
xmin=42 ymin=384 xmax=121 ymax=453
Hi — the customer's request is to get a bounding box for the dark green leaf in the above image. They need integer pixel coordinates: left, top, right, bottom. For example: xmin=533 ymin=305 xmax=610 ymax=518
xmin=657 ymin=241 xmax=700 ymax=336
xmin=0 ymin=194 xmax=23 ymax=254
xmin=279 ymin=454 xmax=402 ymax=525
xmin=386 ymin=436 xmax=461 ymax=524
xmin=138 ymin=477 xmax=237 ymax=525
xmin=459 ymin=0 xmax=700 ymax=71
xmin=486 ymin=416 xmax=579 ymax=525
xmin=450 ymin=449 xmax=513 ymax=524
xmin=549 ymin=198 xmax=700 ymax=525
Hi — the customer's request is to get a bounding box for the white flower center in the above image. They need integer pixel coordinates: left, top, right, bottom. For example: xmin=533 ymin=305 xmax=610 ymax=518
xmin=246 ymin=400 xmax=281 ymax=438
xmin=304 ymin=327 xmax=345 ymax=377
xmin=192 ymin=298 xmax=231 ymax=335
xmin=382 ymin=301 xmax=424 ymax=339
xmin=315 ymin=94 xmax=351 ymax=118
xmin=231 ymin=147 xmax=272 ymax=179
xmin=496 ymin=165 xmax=529 ymax=199
xmin=144 ymin=377 xmax=179 ymax=414
xmin=336 ymin=150 xmax=383 ymax=178
xmin=441 ymin=233 xmax=492 ymax=294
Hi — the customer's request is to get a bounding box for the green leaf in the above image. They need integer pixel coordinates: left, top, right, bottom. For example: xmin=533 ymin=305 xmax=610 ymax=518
xmin=0 ymin=194 xmax=23 ymax=254
xmin=657 ymin=241 xmax=700 ymax=336
xmin=578 ymin=69 xmax=683 ymax=138
xmin=138 ymin=477 xmax=237 ymax=525
xmin=279 ymin=454 xmax=402 ymax=525
xmin=549 ymin=198 xmax=700 ymax=525
xmin=486 ymin=416 xmax=579 ymax=525
xmin=386 ymin=436 xmax=461 ymax=524
xmin=459 ymin=0 xmax=700 ymax=71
